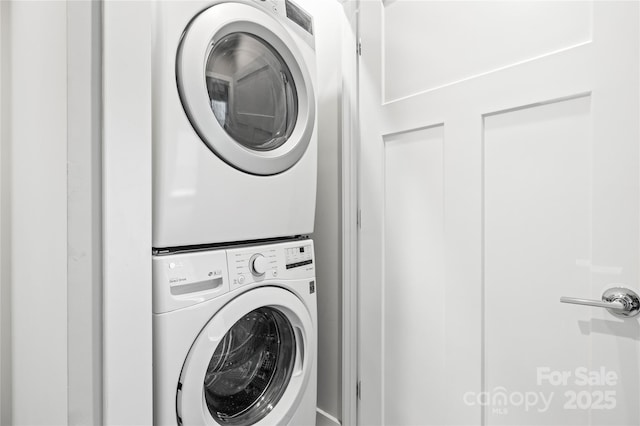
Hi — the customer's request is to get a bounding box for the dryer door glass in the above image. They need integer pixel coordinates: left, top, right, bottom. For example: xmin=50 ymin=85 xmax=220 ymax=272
xmin=205 ymin=32 xmax=298 ymax=152
xmin=203 ymin=307 xmax=296 ymax=425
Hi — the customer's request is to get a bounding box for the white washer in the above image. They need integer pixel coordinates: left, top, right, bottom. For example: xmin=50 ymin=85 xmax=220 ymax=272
xmin=153 ymin=0 xmax=317 ymax=248
xmin=153 ymin=239 xmax=317 ymax=425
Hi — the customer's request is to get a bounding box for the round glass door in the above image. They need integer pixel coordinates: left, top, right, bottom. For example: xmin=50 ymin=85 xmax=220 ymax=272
xmin=206 ymin=33 xmax=298 ymax=152
xmin=203 ymin=307 xmax=296 ymax=425
xmin=176 ymin=2 xmax=316 ymax=175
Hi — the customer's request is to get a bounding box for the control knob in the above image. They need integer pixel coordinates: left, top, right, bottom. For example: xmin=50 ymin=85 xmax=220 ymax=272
xmin=250 ymin=254 xmax=268 ymax=276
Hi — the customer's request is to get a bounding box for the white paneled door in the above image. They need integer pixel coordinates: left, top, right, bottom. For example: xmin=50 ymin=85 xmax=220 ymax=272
xmin=358 ymin=1 xmax=639 ymax=425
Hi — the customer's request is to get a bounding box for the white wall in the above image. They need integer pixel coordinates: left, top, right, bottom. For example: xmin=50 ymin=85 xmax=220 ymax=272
xmin=304 ymin=1 xmax=345 ymax=424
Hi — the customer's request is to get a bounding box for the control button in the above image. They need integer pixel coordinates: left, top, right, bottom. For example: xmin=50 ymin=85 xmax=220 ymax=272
xmin=250 ymin=254 xmax=268 ymax=276
xmin=272 ymin=270 xmax=278 ymax=278
xmin=238 ymin=275 xmax=245 ymax=284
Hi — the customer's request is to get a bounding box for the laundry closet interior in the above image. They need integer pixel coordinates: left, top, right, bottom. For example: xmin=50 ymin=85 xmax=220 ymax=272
xmin=1 ymin=1 xmax=639 ymax=426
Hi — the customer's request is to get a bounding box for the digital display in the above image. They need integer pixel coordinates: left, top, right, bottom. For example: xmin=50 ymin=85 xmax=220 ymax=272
xmin=286 ymin=259 xmax=313 ymax=270
xmin=285 ymin=0 xmax=313 ymax=35
xmin=286 ymin=244 xmax=313 ymax=269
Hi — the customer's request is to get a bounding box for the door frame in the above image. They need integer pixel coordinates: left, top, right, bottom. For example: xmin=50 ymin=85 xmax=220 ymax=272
xmin=0 ymin=1 xmax=105 ymax=423
xmin=103 ymin=2 xmax=153 ymax=424
xmin=340 ymin=1 xmax=360 ymax=425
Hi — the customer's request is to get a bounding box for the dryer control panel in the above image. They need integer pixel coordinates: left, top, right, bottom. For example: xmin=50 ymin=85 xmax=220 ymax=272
xmin=254 ymin=0 xmax=281 ymax=15
xmin=252 ymin=0 xmax=313 ymax=34
xmin=227 ymin=240 xmax=315 ymax=290
xmin=252 ymin=0 xmax=315 ymax=48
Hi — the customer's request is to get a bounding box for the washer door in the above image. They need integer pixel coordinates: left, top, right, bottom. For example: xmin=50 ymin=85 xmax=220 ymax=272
xmin=178 ymin=287 xmax=315 ymax=425
xmin=177 ymin=2 xmax=316 ymax=176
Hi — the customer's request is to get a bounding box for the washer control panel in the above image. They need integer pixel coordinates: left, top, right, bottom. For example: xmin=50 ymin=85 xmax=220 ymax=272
xmin=227 ymin=240 xmax=314 ymax=290
xmin=285 ymin=245 xmax=313 ymax=269
xmin=152 ymin=250 xmax=230 ymax=314
xmin=227 ymin=247 xmax=278 ymax=288
xmin=152 ymin=240 xmax=315 ymax=312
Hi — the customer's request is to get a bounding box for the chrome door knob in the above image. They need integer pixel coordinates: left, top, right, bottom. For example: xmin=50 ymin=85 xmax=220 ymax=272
xmin=560 ymin=287 xmax=640 ymax=318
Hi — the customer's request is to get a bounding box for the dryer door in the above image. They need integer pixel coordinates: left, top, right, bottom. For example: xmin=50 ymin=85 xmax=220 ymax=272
xmin=177 ymin=2 xmax=315 ymax=176
xmin=178 ymin=286 xmax=315 ymax=425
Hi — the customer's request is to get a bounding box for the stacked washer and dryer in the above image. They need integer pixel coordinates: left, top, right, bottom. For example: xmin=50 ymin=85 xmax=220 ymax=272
xmin=151 ymin=1 xmax=319 ymax=425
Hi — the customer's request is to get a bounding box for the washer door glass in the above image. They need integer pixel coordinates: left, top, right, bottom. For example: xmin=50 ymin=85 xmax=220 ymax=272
xmin=206 ymin=32 xmax=298 ymax=152
xmin=204 ymin=307 xmax=296 ymax=425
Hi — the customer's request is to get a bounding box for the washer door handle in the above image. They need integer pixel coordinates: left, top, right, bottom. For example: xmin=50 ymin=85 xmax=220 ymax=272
xmin=293 ymin=326 xmax=305 ymax=377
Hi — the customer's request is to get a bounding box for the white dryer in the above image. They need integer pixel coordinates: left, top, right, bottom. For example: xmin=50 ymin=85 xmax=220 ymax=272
xmin=152 ymin=0 xmax=317 ymax=248
xmin=153 ymin=239 xmax=317 ymax=425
